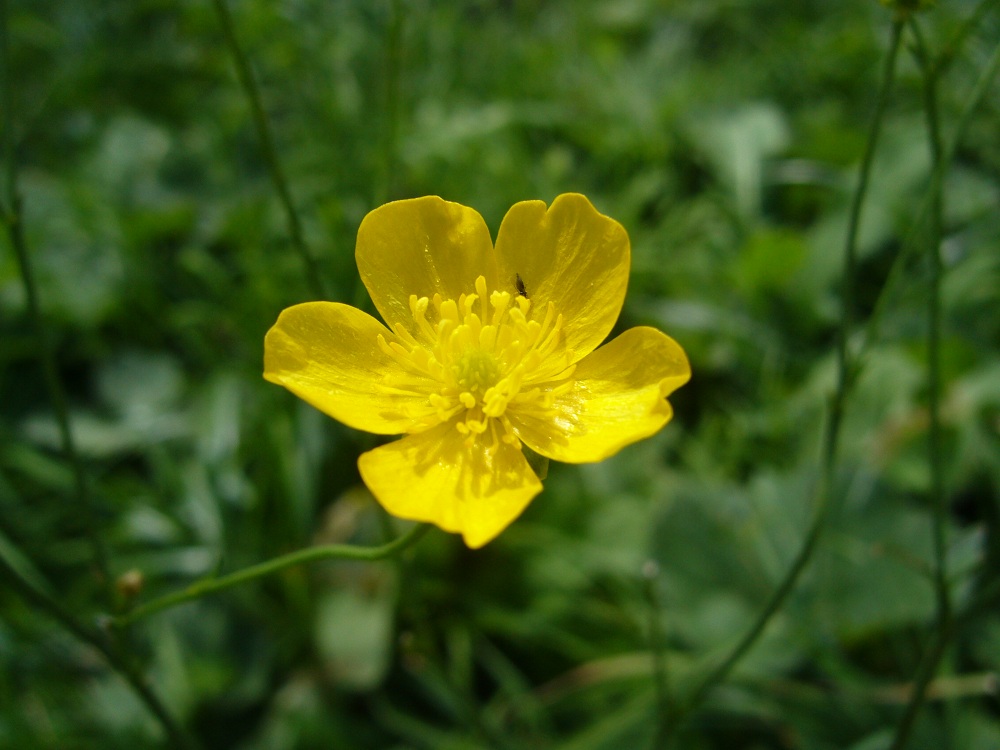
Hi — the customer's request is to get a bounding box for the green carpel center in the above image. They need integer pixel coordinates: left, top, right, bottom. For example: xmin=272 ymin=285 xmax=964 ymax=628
xmin=455 ymin=349 xmax=500 ymax=393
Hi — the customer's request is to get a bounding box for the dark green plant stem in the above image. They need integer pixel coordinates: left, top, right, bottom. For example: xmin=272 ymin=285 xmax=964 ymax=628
xmin=666 ymin=20 xmax=905 ymax=734
xmin=908 ymin=21 xmax=948 ymax=604
xmin=0 ymin=555 xmax=197 ymax=750
xmin=890 ymin=616 xmax=957 ymax=750
xmin=859 ymin=21 xmax=1000 ymax=750
xmin=210 ymin=0 xmax=329 ymax=301
xmin=889 ymin=21 xmax=952 ymax=750
xmin=933 ymin=0 xmax=999 ymax=77
xmin=862 ymin=34 xmax=1000 ymax=360
xmin=839 ymin=18 xmax=905 ymax=357
xmin=1 ymin=0 xmax=113 ymax=603
xmin=910 ymin=15 xmax=951 ymax=645
xmin=1 ymin=0 xmax=10 ymax=205
xmin=115 ymin=523 xmax=430 ymax=626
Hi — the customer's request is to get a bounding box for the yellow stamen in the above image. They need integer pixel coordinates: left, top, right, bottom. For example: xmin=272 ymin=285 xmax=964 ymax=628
xmin=386 ymin=275 xmax=575 ymax=441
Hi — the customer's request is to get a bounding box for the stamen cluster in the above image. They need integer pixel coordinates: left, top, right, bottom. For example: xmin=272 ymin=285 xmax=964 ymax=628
xmin=378 ymin=275 xmax=576 ymax=447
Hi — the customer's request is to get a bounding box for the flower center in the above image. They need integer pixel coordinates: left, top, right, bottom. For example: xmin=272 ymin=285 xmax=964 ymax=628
xmin=455 ymin=349 xmax=500 ymax=393
xmin=377 ymin=275 xmax=576 ymax=445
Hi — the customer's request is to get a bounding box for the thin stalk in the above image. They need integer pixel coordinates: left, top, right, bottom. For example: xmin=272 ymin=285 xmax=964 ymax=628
xmin=115 ymin=523 xmax=430 ymax=627
xmin=910 ymin=14 xmax=951 ymax=645
xmin=890 ymin=618 xmax=956 ymax=750
xmin=2 ymin=0 xmax=113 ymax=602
xmin=666 ymin=20 xmax=905 ymax=733
xmin=839 ymin=18 xmax=905 ymax=358
xmin=0 ymin=554 xmax=197 ymax=750
xmin=1 ymin=0 xmax=11 ymax=206
xmin=210 ymin=0 xmax=329 ymax=300
xmin=933 ymin=0 xmax=1000 ymax=77
xmin=888 ymin=20 xmax=952 ymax=750
xmin=861 ymin=35 xmax=1000 ymax=362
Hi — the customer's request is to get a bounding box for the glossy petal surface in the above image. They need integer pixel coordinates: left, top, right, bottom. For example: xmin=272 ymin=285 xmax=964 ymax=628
xmin=494 ymin=194 xmax=630 ymax=362
xmin=264 ymin=302 xmax=434 ymax=435
xmin=358 ymin=421 xmax=543 ymax=548
xmin=356 ymin=196 xmax=498 ymax=337
xmin=510 ymin=327 xmax=690 ymax=463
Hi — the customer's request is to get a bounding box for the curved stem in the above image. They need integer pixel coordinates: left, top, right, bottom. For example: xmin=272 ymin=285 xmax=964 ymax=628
xmin=890 ymin=618 xmax=956 ymax=750
xmin=0 ymin=554 xmax=197 ymax=749
xmin=861 ymin=35 xmax=1000 ymax=361
xmin=933 ymin=0 xmax=1000 ymax=77
xmin=2 ymin=0 xmax=113 ymax=603
xmin=115 ymin=523 xmax=431 ymax=627
xmin=1 ymin=0 xmax=11 ymax=204
xmin=839 ymin=18 xmax=905 ymax=359
xmin=210 ymin=0 xmax=330 ymax=301
xmin=888 ymin=19 xmax=953 ymax=750
xmin=910 ymin=14 xmax=951 ymax=643
xmin=666 ymin=19 xmax=905 ymax=733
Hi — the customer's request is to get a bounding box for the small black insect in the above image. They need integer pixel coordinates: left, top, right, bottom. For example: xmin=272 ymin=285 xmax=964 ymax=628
xmin=514 ymin=273 xmax=528 ymax=298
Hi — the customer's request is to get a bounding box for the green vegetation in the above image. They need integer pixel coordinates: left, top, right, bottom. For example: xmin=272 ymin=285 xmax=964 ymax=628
xmin=2 ymin=1 xmax=999 ymax=748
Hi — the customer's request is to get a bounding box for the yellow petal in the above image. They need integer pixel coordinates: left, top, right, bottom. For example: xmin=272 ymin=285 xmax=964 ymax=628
xmin=358 ymin=421 xmax=543 ymax=548
xmin=494 ymin=193 xmax=630 ymax=361
xmin=264 ymin=302 xmax=434 ymax=435
xmin=356 ymin=197 xmax=499 ymax=335
xmin=509 ymin=327 xmax=690 ymax=463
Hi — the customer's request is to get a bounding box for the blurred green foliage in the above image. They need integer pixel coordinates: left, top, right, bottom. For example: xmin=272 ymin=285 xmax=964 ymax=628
xmin=2 ymin=1 xmax=1000 ymax=748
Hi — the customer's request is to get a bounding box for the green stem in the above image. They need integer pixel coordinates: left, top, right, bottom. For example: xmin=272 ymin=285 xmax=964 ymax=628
xmin=910 ymin=14 xmax=951 ymax=641
xmin=666 ymin=19 xmax=905 ymax=733
xmin=1 ymin=0 xmax=113 ymax=603
xmin=0 ymin=553 xmax=197 ymax=750
xmin=889 ymin=619 xmax=956 ymax=750
xmin=933 ymin=0 xmax=999 ymax=77
xmin=210 ymin=0 xmax=329 ymax=301
xmin=839 ymin=19 xmax=904 ymax=363
xmin=1 ymin=0 xmax=11 ymax=206
xmin=888 ymin=20 xmax=952 ymax=750
xmin=861 ymin=35 xmax=1000 ymax=361
xmin=115 ymin=523 xmax=430 ymax=627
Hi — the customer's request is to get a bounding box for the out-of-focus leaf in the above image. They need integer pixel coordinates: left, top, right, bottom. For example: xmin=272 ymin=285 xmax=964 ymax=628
xmin=686 ymin=102 xmax=790 ymax=217
xmin=315 ymin=563 xmax=397 ymax=691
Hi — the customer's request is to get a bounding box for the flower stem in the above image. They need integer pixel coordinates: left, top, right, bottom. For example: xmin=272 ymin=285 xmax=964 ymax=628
xmin=932 ymin=0 xmax=999 ymax=77
xmin=1 ymin=0 xmax=113 ymax=604
xmin=665 ymin=19 xmax=905 ymax=734
xmin=210 ymin=0 xmax=330 ymax=301
xmin=861 ymin=29 xmax=1000 ymax=362
xmin=0 ymin=551 xmax=197 ymax=750
xmin=114 ymin=523 xmax=430 ymax=627
xmin=910 ymin=12 xmax=950 ymax=645
xmin=887 ymin=19 xmax=952 ymax=750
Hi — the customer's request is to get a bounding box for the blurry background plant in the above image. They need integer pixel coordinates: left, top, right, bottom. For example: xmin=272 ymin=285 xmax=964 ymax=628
xmin=2 ymin=1 xmax=999 ymax=749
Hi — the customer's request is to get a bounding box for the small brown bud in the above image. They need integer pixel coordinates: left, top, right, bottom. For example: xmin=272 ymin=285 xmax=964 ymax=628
xmin=115 ymin=569 xmax=145 ymax=600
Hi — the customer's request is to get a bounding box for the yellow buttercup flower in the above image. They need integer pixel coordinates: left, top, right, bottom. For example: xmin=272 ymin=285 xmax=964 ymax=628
xmin=264 ymin=194 xmax=690 ymax=548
